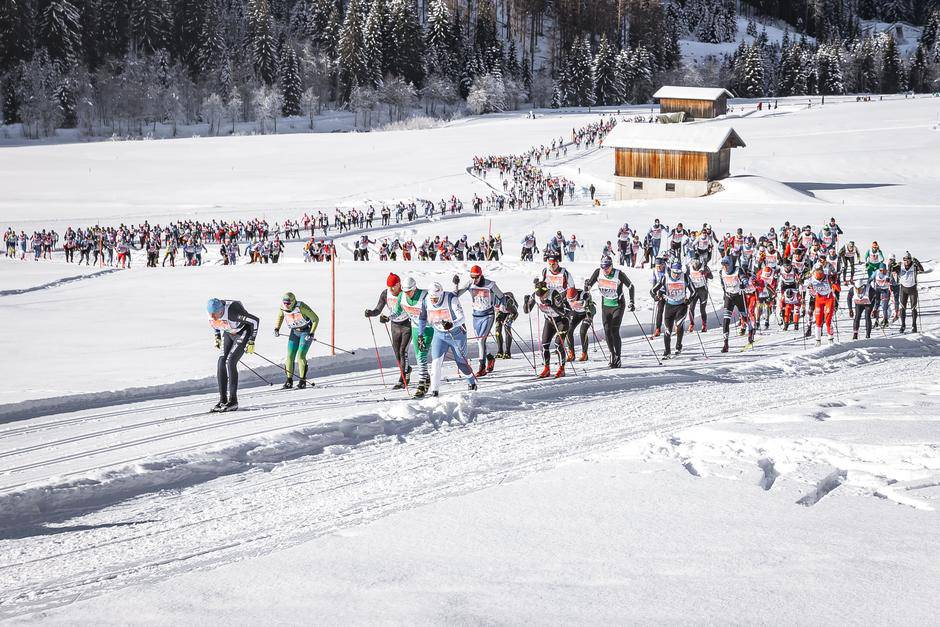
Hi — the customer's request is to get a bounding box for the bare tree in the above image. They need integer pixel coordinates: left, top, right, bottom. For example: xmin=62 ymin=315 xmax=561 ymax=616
xmin=300 ymin=87 xmax=319 ymax=129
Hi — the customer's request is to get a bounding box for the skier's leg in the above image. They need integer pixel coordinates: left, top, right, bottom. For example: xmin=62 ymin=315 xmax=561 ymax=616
xmin=579 ymin=318 xmax=590 ymax=354
xmin=226 ymin=332 xmax=249 ymax=402
xmin=675 ymin=304 xmax=688 ymax=350
xmin=217 ymin=334 xmax=233 ymax=402
xmin=540 ymin=318 xmax=554 ymax=365
xmin=296 ymin=332 xmax=313 ymax=379
xmin=285 ymin=332 xmax=299 ymax=379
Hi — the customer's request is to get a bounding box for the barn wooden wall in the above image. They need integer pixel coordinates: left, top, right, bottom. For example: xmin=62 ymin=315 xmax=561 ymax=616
xmin=615 ymin=148 xmax=710 ymax=181
xmin=659 ymin=96 xmax=728 ymax=119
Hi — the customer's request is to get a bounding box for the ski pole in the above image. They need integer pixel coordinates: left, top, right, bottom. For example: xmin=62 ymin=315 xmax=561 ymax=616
xmin=383 ymin=322 xmax=410 ymax=394
xmin=508 ymin=327 xmax=537 ymax=371
xmin=589 ymin=321 xmax=608 ymax=362
xmin=253 ymin=350 xmax=290 ymax=375
xmin=240 ymin=359 xmax=274 ymax=386
xmin=527 ymin=308 xmax=537 ymax=363
xmin=631 ymin=310 xmax=663 ymax=366
xmin=688 ymin=308 xmax=708 ymax=360
xmin=367 ymin=317 xmax=387 ymax=387
xmin=549 ymin=316 xmax=575 ymax=375
xmin=312 ymin=337 xmax=356 ymax=355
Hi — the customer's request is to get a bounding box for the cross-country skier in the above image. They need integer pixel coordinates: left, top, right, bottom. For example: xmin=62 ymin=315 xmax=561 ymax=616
xmin=848 ymin=278 xmax=874 ymax=339
xmin=584 ymin=256 xmax=635 ymax=368
xmin=865 ymin=241 xmax=885 ymax=277
xmin=207 ymin=298 xmax=260 ymax=412
xmin=686 ymin=259 xmax=712 ymax=333
xmin=650 ymin=257 xmax=667 ymax=337
xmin=564 ymin=287 xmax=596 ymax=361
xmin=781 ymin=287 xmax=802 ymax=331
xmin=870 ymin=263 xmax=895 ymax=328
xmin=455 ymin=265 xmax=504 ymax=377
xmin=540 ymin=253 xmax=574 ymax=296
xmin=273 ymin=292 xmax=319 ymax=389
xmin=897 ymin=252 xmax=924 ymax=334
xmin=651 ymin=262 xmax=693 ymax=358
xmin=523 ymin=281 xmax=570 ymax=378
xmin=365 ymin=273 xmax=412 ymax=389
xmin=719 ymin=256 xmax=754 ymax=353
xmin=805 ymin=267 xmax=837 ymax=345
xmin=394 ymin=277 xmax=432 ymax=397
xmin=416 ymin=282 xmax=478 ymax=397
xmin=494 ymin=292 xmax=519 ymax=359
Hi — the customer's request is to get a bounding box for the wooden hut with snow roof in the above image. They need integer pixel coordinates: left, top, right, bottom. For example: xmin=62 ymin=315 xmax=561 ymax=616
xmin=604 ymin=123 xmax=746 ymax=200
xmin=654 ymin=86 xmax=734 ymax=119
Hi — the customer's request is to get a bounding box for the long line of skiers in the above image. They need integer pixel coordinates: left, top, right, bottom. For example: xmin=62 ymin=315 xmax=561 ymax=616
xmin=203 ymin=216 xmax=926 ymax=412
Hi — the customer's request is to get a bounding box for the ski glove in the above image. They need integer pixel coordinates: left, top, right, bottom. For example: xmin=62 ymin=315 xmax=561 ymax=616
xmin=629 ymin=302 xmax=636 ymax=312
xmin=274 ymin=328 xmax=280 ymax=337
xmin=452 ymin=274 xmax=461 ymax=286
xmin=246 ymin=341 xmax=255 ymax=354
xmin=417 ymin=336 xmax=427 ymax=352
xmin=379 ymin=315 xmax=390 ymax=324
xmin=214 ymin=336 xmax=221 ymax=349
xmin=441 ymin=321 xmax=453 ymax=331
xmin=364 ymin=309 xmax=373 ymax=318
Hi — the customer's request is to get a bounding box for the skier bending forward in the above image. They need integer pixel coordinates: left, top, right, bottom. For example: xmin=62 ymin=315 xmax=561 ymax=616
xmin=207 ymin=298 xmax=260 ymax=412
xmin=417 ymin=282 xmax=478 ymax=397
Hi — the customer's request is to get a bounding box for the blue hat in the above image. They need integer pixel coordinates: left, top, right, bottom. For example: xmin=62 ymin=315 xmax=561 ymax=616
xmin=207 ymin=298 xmax=224 ymax=314
xmin=600 ymin=256 xmax=613 ymax=269
xmin=721 ymin=256 xmax=733 ymax=267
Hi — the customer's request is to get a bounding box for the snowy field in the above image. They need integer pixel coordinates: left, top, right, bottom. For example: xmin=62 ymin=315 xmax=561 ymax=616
xmin=1 ymin=96 xmax=940 ymax=622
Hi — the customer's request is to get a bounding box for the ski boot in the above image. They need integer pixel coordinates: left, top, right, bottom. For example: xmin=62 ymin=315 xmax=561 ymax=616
xmin=538 ymin=365 xmax=552 ymax=379
xmin=653 ymin=328 xmax=661 ymax=338
xmin=748 ymin=328 xmax=756 ymax=345
xmin=764 ymin=320 xmax=769 ymax=330
xmin=297 ymin=379 xmax=308 ymax=389
xmin=554 ymin=364 xmax=566 ymax=378
xmin=794 ymin=322 xmax=800 ymax=331
xmin=431 ymin=391 xmax=439 ymax=398
xmin=739 ymin=325 xmax=746 ymax=336
xmin=486 ymin=354 xmax=496 ymax=373
xmin=912 ymin=322 xmax=918 ymax=333
xmin=221 ymin=399 xmax=239 ymax=412
xmin=282 ymin=378 xmax=294 ymax=390
xmin=662 ymin=349 xmax=671 ymax=360
xmin=578 ymin=352 xmax=588 ymax=362
xmin=566 ymin=349 xmax=576 ymax=361
xmin=468 ymin=380 xmax=478 ymax=391
xmin=721 ymin=338 xmax=730 ymax=353
xmin=688 ymin=321 xmax=695 ymax=333
xmin=413 ymin=378 xmax=429 ymax=398
xmin=210 ymin=400 xmax=227 ymax=413
xmin=701 ymin=321 xmax=708 ymax=333
xmin=475 ymin=361 xmax=488 ymax=378
xmin=495 ymin=352 xmax=505 ymax=359
xmin=675 ymin=345 xmax=683 ymax=356
xmin=783 ymin=322 xmax=790 ymax=331
xmin=852 ymin=331 xmax=858 ymax=340
xmin=610 ymin=356 xmax=621 ymax=369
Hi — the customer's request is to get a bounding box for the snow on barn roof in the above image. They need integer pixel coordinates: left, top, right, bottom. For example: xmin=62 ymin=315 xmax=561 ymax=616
xmin=653 ymin=86 xmax=735 ymax=101
xmin=603 ymin=123 xmax=746 ymax=153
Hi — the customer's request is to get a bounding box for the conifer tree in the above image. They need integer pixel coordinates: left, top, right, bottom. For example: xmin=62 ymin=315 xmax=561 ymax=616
xmin=880 ymin=35 xmax=903 ymax=93
xmin=593 ymin=35 xmax=621 ymax=106
xmin=247 ymin=0 xmax=278 ymax=85
xmin=280 ymin=44 xmax=303 ymax=115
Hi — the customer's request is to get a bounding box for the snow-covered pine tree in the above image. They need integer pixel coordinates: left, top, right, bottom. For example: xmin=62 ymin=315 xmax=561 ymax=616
xmin=593 ymin=35 xmax=621 ymax=106
xmin=880 ymin=0 xmax=915 ymax=24
xmin=505 ymin=40 xmax=520 ymax=80
xmin=197 ymin=0 xmax=227 ymax=77
xmin=40 ymin=0 xmax=82 ymax=63
xmin=880 ymin=34 xmax=903 ymax=93
xmin=362 ymin=0 xmax=387 ymax=88
xmin=849 ymin=38 xmax=876 ymax=93
xmin=129 ymin=0 xmax=168 ymax=56
xmin=337 ymin=0 xmax=368 ymax=97
xmin=816 ymin=44 xmax=844 ymax=95
xmin=474 ymin=0 xmax=501 ymax=72
xmin=424 ymin=0 xmax=456 ymax=80
xmin=279 ymin=44 xmax=303 ymax=115
xmin=561 ymin=35 xmax=594 ymax=107
xmin=387 ymin=0 xmax=424 ymax=87
xmin=777 ymin=39 xmax=804 ymax=96
xmin=247 ymin=0 xmax=278 ymax=85
xmin=739 ymin=43 xmax=765 ymax=97
xmin=907 ymin=44 xmax=930 ymax=92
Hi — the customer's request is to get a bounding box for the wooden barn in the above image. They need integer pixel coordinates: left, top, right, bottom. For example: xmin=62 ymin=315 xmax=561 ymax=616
xmin=653 ymin=86 xmax=734 ymax=119
xmin=603 ymin=123 xmax=746 ymax=200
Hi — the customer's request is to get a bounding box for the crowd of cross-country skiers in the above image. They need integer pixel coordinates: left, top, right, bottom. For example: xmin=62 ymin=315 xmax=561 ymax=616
xmin=202 ymin=214 xmax=926 ymax=412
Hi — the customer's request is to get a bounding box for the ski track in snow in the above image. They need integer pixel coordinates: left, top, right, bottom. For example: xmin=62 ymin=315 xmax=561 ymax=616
xmin=0 ymin=317 xmax=938 ymax=617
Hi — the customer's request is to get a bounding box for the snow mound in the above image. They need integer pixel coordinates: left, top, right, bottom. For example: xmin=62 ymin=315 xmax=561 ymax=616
xmin=0 ymin=395 xmax=486 ymax=530
xmin=709 ymin=175 xmax=826 ymax=204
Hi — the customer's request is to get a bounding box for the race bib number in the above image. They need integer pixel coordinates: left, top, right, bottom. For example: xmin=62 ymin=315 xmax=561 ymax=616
xmin=471 ymin=287 xmax=492 ymax=310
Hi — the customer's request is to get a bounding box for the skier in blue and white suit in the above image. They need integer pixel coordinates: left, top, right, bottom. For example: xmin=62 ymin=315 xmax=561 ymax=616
xmin=417 ymin=282 xmax=479 ymax=397
xmin=454 ymin=265 xmax=505 ymax=378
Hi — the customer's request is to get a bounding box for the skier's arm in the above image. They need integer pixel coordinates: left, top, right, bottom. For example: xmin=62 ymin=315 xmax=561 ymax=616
xmin=228 ymin=302 xmax=260 ymax=341
xmin=649 ymin=276 xmax=665 ymax=301
xmin=584 ymin=268 xmax=601 ymax=290
xmin=300 ymin=302 xmax=319 ymax=336
xmin=274 ymin=309 xmax=285 ymax=333
xmin=365 ymin=290 xmax=388 ymax=317
xmin=620 ymin=271 xmax=636 ymax=306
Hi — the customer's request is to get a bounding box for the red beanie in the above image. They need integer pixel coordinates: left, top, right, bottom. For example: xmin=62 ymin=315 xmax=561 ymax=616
xmin=387 ymin=273 xmax=401 ymax=288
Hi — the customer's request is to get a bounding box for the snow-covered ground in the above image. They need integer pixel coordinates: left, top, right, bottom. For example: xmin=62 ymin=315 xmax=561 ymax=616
xmin=1 ymin=96 xmax=939 ymax=622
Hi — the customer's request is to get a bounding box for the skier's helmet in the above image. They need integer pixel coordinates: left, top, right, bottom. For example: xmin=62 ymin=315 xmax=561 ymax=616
xmin=600 ymin=256 xmax=613 ymax=270
xmin=814 ymin=268 xmax=825 ymax=281
xmin=669 ymin=262 xmax=682 ymax=278
xmin=566 ymin=287 xmax=578 ymax=300
xmin=207 ymin=298 xmax=224 ymax=316
xmin=387 ymin=273 xmax=401 ymax=288
xmin=721 ymin=256 xmax=733 ymax=269
xmin=855 ymin=278 xmax=867 ymax=290
xmin=428 ymin=282 xmax=444 ymax=304
xmin=691 ymin=259 xmax=702 ymax=271
xmin=878 ymin=263 xmax=887 ymax=272
xmin=470 ymin=265 xmax=483 ymax=279
xmin=282 ymin=292 xmax=296 ymax=309
xmin=403 ymin=276 xmax=418 ymax=292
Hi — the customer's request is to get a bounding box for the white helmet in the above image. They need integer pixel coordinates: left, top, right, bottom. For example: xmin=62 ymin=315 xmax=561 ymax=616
xmin=403 ymin=276 xmax=418 ymax=292
xmin=428 ymin=282 xmax=444 ymax=302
